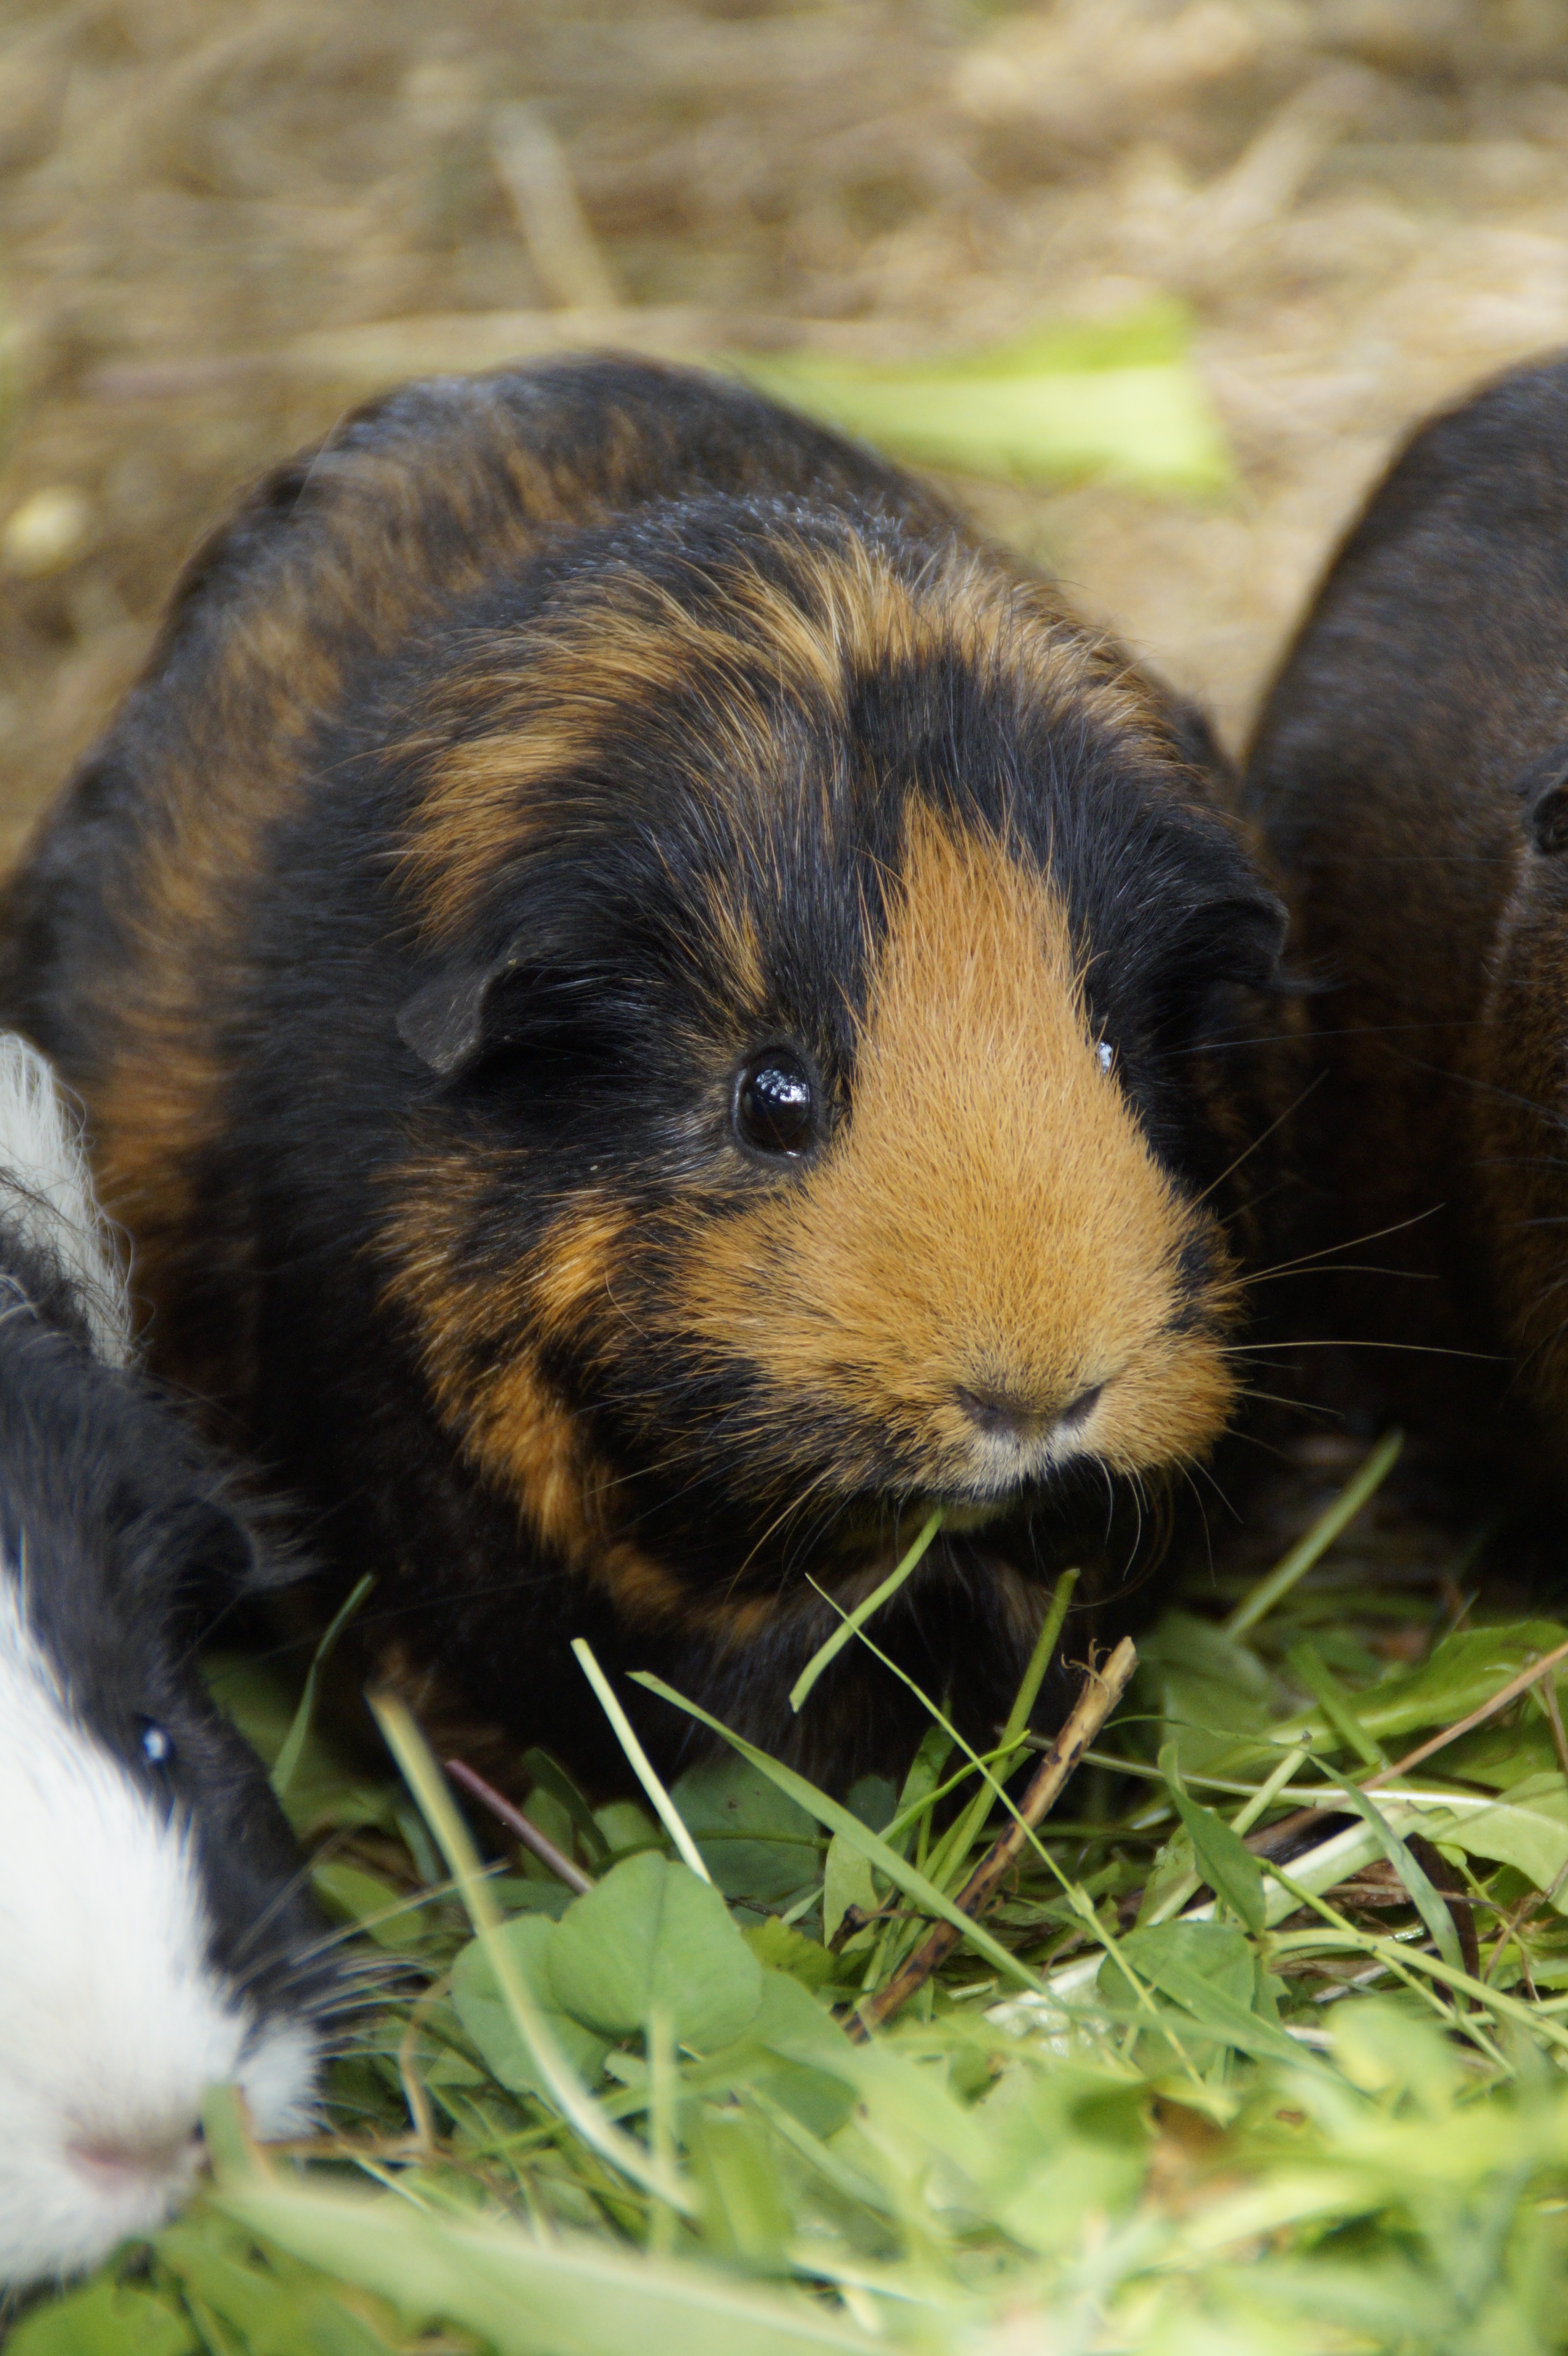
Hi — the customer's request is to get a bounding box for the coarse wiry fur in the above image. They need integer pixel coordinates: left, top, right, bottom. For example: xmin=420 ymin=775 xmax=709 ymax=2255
xmin=1245 ymin=347 xmax=1568 ymax=1481
xmin=0 ymin=356 xmax=1288 ymax=1792
xmin=0 ymin=1036 xmax=326 ymax=2284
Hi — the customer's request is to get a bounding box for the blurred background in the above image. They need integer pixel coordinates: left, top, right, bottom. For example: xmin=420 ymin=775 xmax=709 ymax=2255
xmin=3 ymin=0 xmax=1568 ymax=869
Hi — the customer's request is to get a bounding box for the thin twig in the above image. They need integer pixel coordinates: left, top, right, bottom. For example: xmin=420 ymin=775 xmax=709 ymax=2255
xmin=445 ymin=1757 xmax=596 ymax=1894
xmin=848 ymin=1637 xmax=1138 ymax=2040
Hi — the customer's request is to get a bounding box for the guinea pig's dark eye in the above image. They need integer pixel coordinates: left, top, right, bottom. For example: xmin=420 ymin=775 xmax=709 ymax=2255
xmin=139 ymin=1720 xmax=175 ymax=1769
xmin=734 ymin=1049 xmax=816 ymax=1157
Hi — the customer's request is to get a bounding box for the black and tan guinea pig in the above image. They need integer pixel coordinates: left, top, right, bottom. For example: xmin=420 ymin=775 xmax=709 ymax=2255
xmin=1245 ymin=347 xmax=1568 ymax=1480
xmin=0 ymin=355 xmax=1289 ymax=1792
xmin=0 ymin=1034 xmax=331 ymax=2284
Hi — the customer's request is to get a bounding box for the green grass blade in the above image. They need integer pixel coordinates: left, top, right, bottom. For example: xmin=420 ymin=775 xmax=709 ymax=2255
xmin=271 ymin=1573 xmax=374 ymax=1802
xmin=789 ymin=1508 xmax=943 ymax=1714
xmin=572 ymin=1636 xmax=713 ymax=1881
xmin=632 ymin=1671 xmax=1043 ymax=1992
xmin=1224 ymin=1431 xmax=1401 ymax=1639
xmin=220 ymin=2182 xmax=885 ymax=2356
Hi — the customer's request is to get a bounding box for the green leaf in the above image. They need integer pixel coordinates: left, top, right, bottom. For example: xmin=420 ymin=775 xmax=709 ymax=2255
xmin=687 ymin=2105 xmax=792 ymax=2266
xmin=1160 ymin=1744 xmax=1267 ymax=1934
xmin=522 ymin=1745 xmax=610 ymax=1864
xmin=845 ymin=1774 xmax=898 ymax=1834
xmin=203 ymin=1653 xmax=397 ymax=1838
xmin=594 ymin=1796 xmax=663 ymax=1856
xmin=271 ymin=1573 xmax=373 ymax=1804
xmin=1133 ymin=1823 xmax=1200 ymax=1929
xmin=311 ymin=1860 xmax=427 ymax=1950
xmin=7 ymin=2281 xmax=196 ymax=2356
xmin=1272 ymin=1621 xmax=1568 ymax=1754
xmin=491 ymin=1875 xmax=578 ymax=1918
xmin=822 ymin=1826 xmax=879 ymax=1947
xmin=671 ymin=1751 xmax=822 ymax=1902
xmin=692 ymin=1967 xmax=860 ymax=2140
xmin=1105 ymin=1924 xmax=1315 ymax=2070
xmin=1391 ymin=1773 xmax=1568 ymax=1908
xmin=547 ymin=1852 xmax=764 ymax=2050
xmin=221 ymin=2182 xmax=884 ymax=2356
xmin=1136 ymin=1611 xmax=1275 ymax=1775
xmin=732 ymin=304 xmax=1231 ymax=497
xmin=450 ymin=1911 xmax=612 ymax=2095
xmin=1331 ymin=1997 xmax=1464 ymax=2115
xmin=743 ymin=1916 xmax=842 ymax=1990
xmin=882 ymin=1719 xmax=953 ymax=1852
xmin=1435 ymin=1722 xmax=1562 ymax=1791
xmin=156 ymin=2226 xmax=394 ymax=2356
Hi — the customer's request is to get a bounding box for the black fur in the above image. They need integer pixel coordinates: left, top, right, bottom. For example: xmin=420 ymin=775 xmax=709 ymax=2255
xmin=1 ymin=358 xmax=1288 ymax=1791
xmin=0 ymin=1183 xmax=329 ymax=2027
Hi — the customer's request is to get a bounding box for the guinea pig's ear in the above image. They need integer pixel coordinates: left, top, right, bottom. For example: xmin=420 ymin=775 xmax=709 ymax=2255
xmin=397 ymin=944 xmax=527 ymax=1081
xmin=1516 ymin=746 xmax=1568 ymax=856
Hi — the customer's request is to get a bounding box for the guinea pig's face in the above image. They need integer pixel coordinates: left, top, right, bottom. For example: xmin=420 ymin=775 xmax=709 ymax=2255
xmin=384 ymin=518 xmax=1283 ymax=1621
xmin=0 ymin=1338 xmax=322 ymax=2281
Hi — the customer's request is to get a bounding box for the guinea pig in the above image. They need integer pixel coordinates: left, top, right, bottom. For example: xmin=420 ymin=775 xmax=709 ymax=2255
xmin=1245 ymin=348 xmax=1568 ymax=1477
xmin=0 ymin=355 xmax=1287 ymax=1792
xmin=0 ymin=1034 xmax=328 ymax=2284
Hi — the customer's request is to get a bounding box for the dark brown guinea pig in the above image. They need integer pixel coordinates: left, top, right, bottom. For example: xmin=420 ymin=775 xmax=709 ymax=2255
xmin=0 ymin=355 xmax=1286 ymax=1791
xmin=1246 ymin=348 xmax=1568 ymax=1478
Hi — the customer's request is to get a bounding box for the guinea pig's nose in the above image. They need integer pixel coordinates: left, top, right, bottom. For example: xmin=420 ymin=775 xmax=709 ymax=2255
xmin=955 ymin=1383 xmax=1043 ymax=1439
xmin=1057 ymin=1381 xmax=1104 ymax=1431
xmin=68 ymin=2117 xmax=202 ymax=2195
xmin=955 ymin=1381 xmax=1103 ymax=1444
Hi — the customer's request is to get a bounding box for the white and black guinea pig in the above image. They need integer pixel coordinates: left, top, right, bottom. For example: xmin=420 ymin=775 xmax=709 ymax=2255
xmin=0 ymin=355 xmax=1289 ymax=1792
xmin=0 ymin=1036 xmax=327 ymax=2284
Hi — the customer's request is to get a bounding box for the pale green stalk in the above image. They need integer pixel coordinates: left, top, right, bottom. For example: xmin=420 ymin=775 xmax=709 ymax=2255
xmin=789 ymin=1509 xmax=943 ymax=1713
xmin=1224 ymin=1430 xmax=1401 ymax=1638
xmin=272 ymin=1572 xmax=374 ymax=1801
xmin=572 ymin=1636 xmax=713 ymax=1883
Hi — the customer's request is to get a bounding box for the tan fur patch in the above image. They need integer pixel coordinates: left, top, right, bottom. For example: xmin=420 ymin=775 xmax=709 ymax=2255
xmin=670 ymin=806 xmax=1237 ymax=1488
xmin=380 ymin=1170 xmax=664 ymax=1589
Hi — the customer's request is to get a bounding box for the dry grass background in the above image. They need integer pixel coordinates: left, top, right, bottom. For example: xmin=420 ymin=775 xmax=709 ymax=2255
xmin=7 ymin=0 xmax=1568 ymax=874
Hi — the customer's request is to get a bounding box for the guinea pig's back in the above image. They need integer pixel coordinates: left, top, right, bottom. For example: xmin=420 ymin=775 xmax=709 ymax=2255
xmin=1245 ymin=351 xmax=1568 ymax=1424
xmin=5 ymin=354 xmax=954 ymax=1059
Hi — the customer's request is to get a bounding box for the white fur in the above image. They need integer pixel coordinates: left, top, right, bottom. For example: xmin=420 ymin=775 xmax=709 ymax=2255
xmin=0 ymin=1035 xmax=130 ymax=1365
xmin=0 ymin=1575 xmax=318 ymax=2281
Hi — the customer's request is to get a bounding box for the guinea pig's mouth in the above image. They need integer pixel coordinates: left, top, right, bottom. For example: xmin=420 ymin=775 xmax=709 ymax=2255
xmin=826 ymin=1461 xmax=1100 ymax=1555
xmin=926 ymin=1497 xmax=1017 ymax=1534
